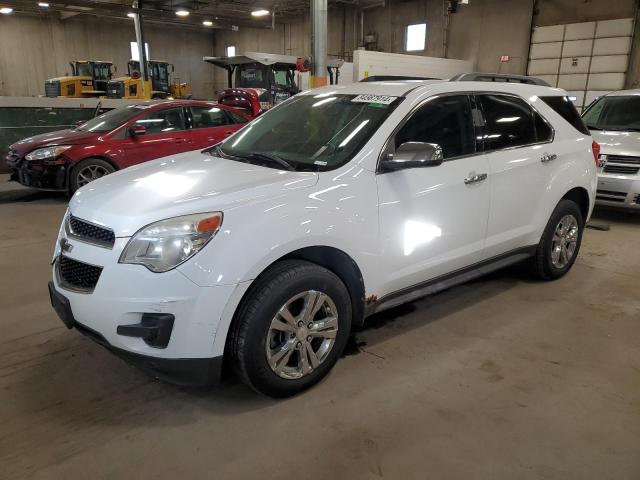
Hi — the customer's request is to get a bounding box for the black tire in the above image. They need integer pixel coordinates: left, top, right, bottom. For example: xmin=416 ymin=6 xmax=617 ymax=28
xmin=229 ymin=260 xmax=352 ymax=397
xmin=69 ymin=158 xmax=115 ymax=194
xmin=531 ymin=199 xmax=584 ymax=280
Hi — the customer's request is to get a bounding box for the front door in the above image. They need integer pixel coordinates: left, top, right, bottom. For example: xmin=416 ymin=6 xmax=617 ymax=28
xmin=376 ymin=94 xmax=491 ymax=295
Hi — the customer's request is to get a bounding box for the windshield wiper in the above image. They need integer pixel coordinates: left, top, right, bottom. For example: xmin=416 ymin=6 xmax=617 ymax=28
xmin=244 ymin=152 xmax=296 ymax=171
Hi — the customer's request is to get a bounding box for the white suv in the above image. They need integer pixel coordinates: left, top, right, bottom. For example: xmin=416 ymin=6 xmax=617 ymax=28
xmin=582 ymin=89 xmax=640 ymax=210
xmin=49 ymin=79 xmax=597 ymax=397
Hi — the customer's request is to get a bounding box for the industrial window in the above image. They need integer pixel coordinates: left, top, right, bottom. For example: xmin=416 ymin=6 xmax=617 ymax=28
xmin=405 ymin=23 xmax=426 ymax=52
xmin=226 ymin=45 xmax=236 ymax=57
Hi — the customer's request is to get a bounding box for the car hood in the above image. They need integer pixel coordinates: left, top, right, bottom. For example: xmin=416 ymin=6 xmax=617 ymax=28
xmin=591 ymin=130 xmax=640 ymax=157
xmin=69 ymin=150 xmax=319 ymax=237
xmin=10 ymin=129 xmax=100 ymax=155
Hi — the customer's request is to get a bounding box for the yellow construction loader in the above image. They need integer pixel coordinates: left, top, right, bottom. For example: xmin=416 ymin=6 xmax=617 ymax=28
xmin=44 ymin=61 xmax=114 ymax=98
xmin=106 ymin=60 xmax=191 ymax=99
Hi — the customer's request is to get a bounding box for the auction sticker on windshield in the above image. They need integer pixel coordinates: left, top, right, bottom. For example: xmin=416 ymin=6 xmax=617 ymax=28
xmin=351 ymin=94 xmax=397 ymax=104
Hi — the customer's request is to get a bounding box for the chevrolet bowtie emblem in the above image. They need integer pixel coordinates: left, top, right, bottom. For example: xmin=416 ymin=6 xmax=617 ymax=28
xmin=60 ymin=237 xmax=73 ymax=253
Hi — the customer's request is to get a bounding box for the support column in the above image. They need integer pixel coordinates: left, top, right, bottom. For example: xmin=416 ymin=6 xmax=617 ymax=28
xmin=132 ymin=0 xmax=149 ymax=98
xmin=311 ymin=0 xmax=328 ymax=88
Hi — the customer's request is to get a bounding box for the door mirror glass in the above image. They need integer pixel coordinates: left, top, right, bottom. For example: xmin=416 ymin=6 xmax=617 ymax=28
xmin=128 ymin=124 xmax=146 ymax=136
xmin=382 ymin=142 xmax=443 ymax=171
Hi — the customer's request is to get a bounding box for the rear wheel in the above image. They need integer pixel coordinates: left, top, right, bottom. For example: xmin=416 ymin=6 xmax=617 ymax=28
xmin=531 ymin=199 xmax=584 ymax=280
xmin=230 ymin=260 xmax=352 ymax=397
xmin=69 ymin=158 xmax=115 ymax=194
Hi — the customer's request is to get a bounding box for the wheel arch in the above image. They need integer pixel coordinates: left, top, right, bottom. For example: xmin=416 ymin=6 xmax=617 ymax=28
xmin=561 ymin=186 xmax=590 ymax=222
xmin=67 ymin=155 xmax=120 ymax=191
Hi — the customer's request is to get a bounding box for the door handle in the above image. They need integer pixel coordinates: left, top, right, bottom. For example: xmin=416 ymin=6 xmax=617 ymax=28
xmin=541 ymin=153 xmax=557 ymax=163
xmin=464 ymin=173 xmax=488 ymax=185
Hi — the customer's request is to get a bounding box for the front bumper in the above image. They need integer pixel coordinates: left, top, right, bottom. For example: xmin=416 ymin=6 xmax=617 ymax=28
xmin=595 ymin=173 xmax=640 ymax=210
xmin=49 ymin=281 xmax=222 ymax=386
xmin=49 ymin=232 xmax=240 ymax=386
xmin=6 ymin=154 xmax=69 ymax=191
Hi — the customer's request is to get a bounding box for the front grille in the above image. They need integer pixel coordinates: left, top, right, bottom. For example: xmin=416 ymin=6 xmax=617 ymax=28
xmin=58 ymin=255 xmax=103 ymax=292
xmin=596 ymin=195 xmax=626 ymax=203
xmin=603 ymin=164 xmax=640 ymax=175
xmin=45 ymin=80 xmax=60 ymax=97
xmin=68 ymin=215 xmax=115 ymax=248
xmin=606 ymin=154 xmax=640 ymax=165
xmin=596 ymin=189 xmax=627 ymax=197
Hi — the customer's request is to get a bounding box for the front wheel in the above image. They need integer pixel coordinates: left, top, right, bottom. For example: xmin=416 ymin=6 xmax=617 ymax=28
xmin=69 ymin=158 xmax=115 ymax=194
xmin=230 ymin=260 xmax=352 ymax=397
xmin=530 ymin=199 xmax=584 ymax=280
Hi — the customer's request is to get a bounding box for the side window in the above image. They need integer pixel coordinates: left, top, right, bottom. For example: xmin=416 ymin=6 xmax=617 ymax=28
xmin=394 ymin=95 xmax=475 ymax=159
xmin=534 ymin=110 xmax=553 ymax=142
xmin=478 ymin=94 xmax=538 ymax=151
xmin=226 ymin=110 xmax=249 ymax=125
xmin=135 ymin=107 xmax=186 ymax=135
xmin=190 ymin=106 xmax=229 ymax=129
xmin=540 ymin=96 xmax=589 ymax=135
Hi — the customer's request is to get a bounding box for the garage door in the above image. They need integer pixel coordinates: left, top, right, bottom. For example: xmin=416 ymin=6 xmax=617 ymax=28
xmin=527 ymin=18 xmax=634 ymax=111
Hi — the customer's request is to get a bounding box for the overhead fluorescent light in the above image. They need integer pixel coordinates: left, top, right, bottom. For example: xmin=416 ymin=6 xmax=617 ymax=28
xmin=38 ymin=2 xmax=50 ymax=7
xmin=202 ymin=20 xmax=213 ymax=26
xmin=175 ymin=9 xmax=189 ymax=17
xmin=251 ymin=9 xmax=269 ymax=17
xmin=0 ymin=7 xmax=13 ymax=13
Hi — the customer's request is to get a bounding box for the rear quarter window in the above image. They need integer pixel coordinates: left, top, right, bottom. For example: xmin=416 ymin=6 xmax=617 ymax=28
xmin=540 ymin=96 xmax=590 ymax=135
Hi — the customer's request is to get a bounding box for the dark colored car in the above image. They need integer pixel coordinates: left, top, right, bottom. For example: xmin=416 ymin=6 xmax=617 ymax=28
xmin=5 ymin=100 xmax=251 ymax=193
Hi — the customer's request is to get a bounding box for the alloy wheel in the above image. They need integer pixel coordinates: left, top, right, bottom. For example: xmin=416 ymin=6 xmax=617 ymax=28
xmin=551 ymin=214 xmax=579 ymax=268
xmin=77 ymin=165 xmax=110 ymax=187
xmin=266 ymin=290 xmax=339 ymax=380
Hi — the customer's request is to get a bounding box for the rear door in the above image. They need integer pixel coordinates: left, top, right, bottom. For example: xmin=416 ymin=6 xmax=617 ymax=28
xmin=186 ymin=105 xmax=246 ymax=149
xmin=120 ymin=106 xmax=190 ymax=167
xmin=476 ymin=93 xmax=556 ymax=258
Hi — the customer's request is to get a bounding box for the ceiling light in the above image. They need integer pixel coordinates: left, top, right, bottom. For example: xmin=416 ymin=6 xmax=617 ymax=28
xmin=251 ymin=9 xmax=269 ymax=17
xmin=127 ymin=12 xmax=135 ymax=18
xmin=175 ymin=9 xmax=189 ymax=17
xmin=38 ymin=2 xmax=50 ymax=7
xmin=202 ymin=20 xmax=213 ymax=26
xmin=0 ymin=7 xmax=13 ymax=13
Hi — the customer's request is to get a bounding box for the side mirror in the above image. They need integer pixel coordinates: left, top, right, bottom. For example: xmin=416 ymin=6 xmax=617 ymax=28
xmin=75 ymin=120 xmax=85 ymax=128
xmin=128 ymin=124 xmax=146 ymax=137
xmin=382 ymin=142 xmax=444 ymax=171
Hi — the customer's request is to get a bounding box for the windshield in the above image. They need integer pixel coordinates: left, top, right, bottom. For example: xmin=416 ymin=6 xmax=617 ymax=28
xmin=75 ymin=63 xmax=93 ymax=77
xmin=218 ymin=93 xmax=401 ymax=171
xmin=76 ymin=105 xmax=147 ymax=133
xmin=238 ymin=63 xmax=268 ymax=88
xmin=583 ymin=95 xmax=640 ymax=131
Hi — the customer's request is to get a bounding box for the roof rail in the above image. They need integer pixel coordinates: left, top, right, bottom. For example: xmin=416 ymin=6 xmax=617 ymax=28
xmin=450 ymin=72 xmax=550 ymax=87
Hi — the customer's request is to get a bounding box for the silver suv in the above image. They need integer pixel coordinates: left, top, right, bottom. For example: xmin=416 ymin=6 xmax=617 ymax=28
xmin=583 ymin=90 xmax=640 ymax=210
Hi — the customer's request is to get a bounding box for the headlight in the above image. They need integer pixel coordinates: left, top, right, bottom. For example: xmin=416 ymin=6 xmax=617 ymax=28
xmin=119 ymin=212 xmax=223 ymax=273
xmin=25 ymin=145 xmax=72 ymax=161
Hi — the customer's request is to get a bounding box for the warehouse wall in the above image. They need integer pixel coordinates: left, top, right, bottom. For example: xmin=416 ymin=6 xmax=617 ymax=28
xmin=0 ymin=15 xmax=215 ymax=98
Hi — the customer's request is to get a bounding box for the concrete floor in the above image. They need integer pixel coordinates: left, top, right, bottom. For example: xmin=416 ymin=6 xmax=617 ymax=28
xmin=1 ymin=181 xmax=639 ymax=480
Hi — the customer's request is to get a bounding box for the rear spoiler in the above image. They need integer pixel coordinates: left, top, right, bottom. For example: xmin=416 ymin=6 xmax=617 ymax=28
xmin=450 ymin=73 xmax=550 ymax=87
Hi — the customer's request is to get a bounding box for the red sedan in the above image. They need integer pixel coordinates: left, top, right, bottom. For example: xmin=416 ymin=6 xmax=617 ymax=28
xmin=5 ymin=100 xmax=251 ymax=194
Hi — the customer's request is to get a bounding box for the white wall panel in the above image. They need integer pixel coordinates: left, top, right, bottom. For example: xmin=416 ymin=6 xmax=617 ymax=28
xmin=559 ymin=57 xmax=590 ymax=74
xmin=564 ymin=22 xmax=596 ymax=40
xmin=595 ymin=18 xmax=633 ymax=38
xmin=588 ymin=73 xmax=626 ymax=90
xmin=531 ymin=25 xmax=565 ymax=43
xmin=558 ymin=74 xmax=588 ymax=90
xmin=529 ymin=42 xmax=563 ymax=59
xmin=536 ymin=74 xmax=558 ymax=86
xmin=590 ymin=55 xmax=629 ymax=73
xmin=528 ymin=58 xmax=561 ymax=75
xmin=593 ymin=37 xmax=632 ymax=56
xmin=561 ymin=40 xmax=593 ymax=57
